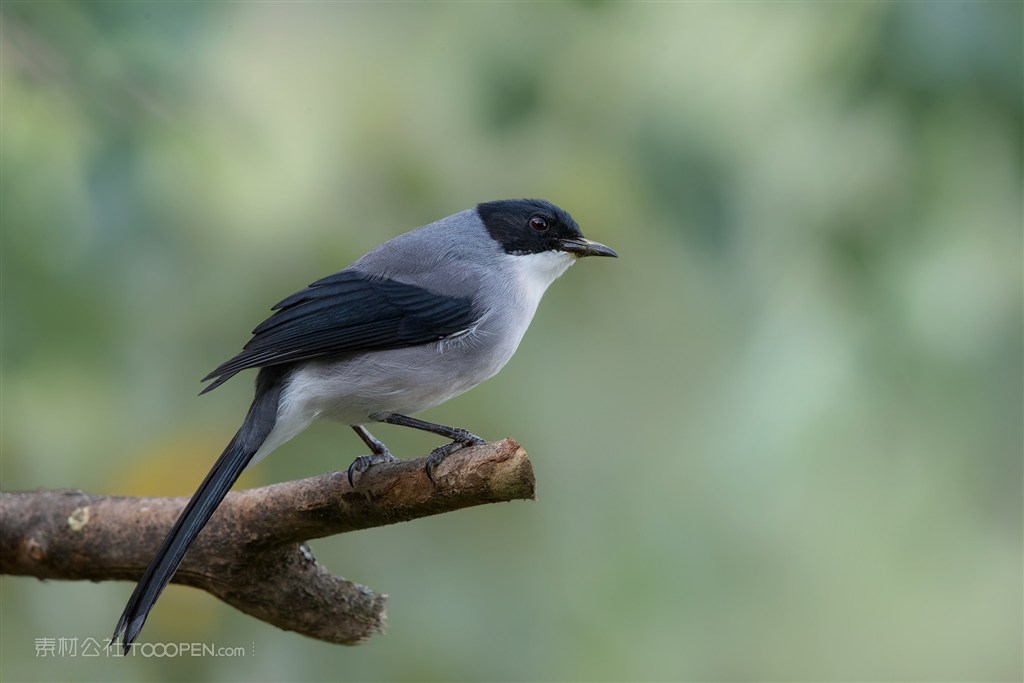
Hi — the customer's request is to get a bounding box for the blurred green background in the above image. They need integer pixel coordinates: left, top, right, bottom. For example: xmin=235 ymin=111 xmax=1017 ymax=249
xmin=1 ymin=2 xmax=1021 ymax=681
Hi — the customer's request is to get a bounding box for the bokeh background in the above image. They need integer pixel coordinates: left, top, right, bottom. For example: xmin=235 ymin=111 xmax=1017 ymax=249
xmin=2 ymin=2 xmax=1021 ymax=681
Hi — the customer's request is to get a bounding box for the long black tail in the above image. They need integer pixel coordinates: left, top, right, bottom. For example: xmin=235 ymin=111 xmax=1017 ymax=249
xmin=112 ymin=369 xmax=283 ymax=651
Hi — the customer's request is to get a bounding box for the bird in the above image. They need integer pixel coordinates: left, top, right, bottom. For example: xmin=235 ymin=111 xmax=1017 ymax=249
xmin=111 ymin=198 xmax=616 ymax=650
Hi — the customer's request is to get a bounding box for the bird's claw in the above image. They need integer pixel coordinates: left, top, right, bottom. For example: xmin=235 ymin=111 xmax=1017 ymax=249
xmin=347 ymin=451 xmax=399 ymax=487
xmin=424 ymin=432 xmax=486 ymax=483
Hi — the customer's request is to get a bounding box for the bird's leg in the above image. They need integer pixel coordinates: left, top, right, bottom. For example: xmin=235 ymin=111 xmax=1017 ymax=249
xmin=377 ymin=413 xmax=486 ymax=483
xmin=347 ymin=425 xmax=399 ymax=486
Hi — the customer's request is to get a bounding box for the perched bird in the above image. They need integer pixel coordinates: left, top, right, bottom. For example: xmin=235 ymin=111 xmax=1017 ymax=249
xmin=112 ymin=198 xmax=616 ymax=649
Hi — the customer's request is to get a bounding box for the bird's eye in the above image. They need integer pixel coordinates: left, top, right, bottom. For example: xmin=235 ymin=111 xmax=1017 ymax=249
xmin=529 ymin=216 xmax=549 ymax=232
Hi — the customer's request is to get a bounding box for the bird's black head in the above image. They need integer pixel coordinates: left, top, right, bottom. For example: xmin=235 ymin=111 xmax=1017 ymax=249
xmin=477 ymin=199 xmax=617 ymax=258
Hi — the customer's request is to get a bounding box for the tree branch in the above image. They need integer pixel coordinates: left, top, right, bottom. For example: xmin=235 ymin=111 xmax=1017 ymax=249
xmin=0 ymin=438 xmax=534 ymax=645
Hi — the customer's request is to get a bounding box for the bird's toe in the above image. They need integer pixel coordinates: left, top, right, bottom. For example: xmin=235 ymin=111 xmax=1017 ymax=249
xmin=347 ymin=451 xmax=399 ymax=487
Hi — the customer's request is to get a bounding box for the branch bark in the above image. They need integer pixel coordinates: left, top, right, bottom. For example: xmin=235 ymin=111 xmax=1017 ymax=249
xmin=0 ymin=438 xmax=534 ymax=645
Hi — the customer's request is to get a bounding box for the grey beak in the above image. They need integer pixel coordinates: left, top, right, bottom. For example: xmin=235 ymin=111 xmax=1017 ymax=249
xmin=558 ymin=237 xmax=619 ymax=258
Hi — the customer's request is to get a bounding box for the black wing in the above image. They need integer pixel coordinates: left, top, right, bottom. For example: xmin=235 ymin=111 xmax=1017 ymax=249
xmin=200 ymin=270 xmax=477 ymax=393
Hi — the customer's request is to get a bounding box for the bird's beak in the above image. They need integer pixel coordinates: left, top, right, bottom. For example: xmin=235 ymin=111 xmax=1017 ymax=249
xmin=558 ymin=237 xmax=619 ymax=258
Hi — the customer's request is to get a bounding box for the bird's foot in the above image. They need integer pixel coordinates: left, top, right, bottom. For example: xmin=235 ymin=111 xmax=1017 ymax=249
xmin=347 ymin=451 xmax=400 ymax=486
xmin=424 ymin=430 xmax=486 ymax=483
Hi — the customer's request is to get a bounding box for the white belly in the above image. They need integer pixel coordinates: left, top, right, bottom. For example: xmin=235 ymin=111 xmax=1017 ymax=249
xmin=248 ymin=311 xmax=523 ymax=465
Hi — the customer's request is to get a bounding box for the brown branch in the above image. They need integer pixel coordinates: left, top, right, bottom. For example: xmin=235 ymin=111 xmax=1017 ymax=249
xmin=0 ymin=438 xmax=534 ymax=645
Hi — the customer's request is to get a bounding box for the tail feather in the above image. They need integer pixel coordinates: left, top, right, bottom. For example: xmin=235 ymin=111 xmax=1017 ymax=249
xmin=112 ymin=368 xmax=283 ymax=651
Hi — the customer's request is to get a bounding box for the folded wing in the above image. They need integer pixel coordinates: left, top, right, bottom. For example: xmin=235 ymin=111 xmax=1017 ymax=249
xmin=201 ymin=269 xmax=477 ymax=393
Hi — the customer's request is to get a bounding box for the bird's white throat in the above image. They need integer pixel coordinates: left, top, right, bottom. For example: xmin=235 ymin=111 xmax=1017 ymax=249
xmin=511 ymin=251 xmax=576 ymax=309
